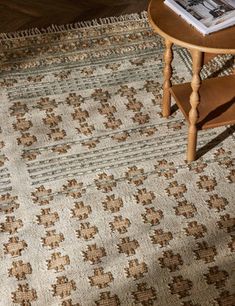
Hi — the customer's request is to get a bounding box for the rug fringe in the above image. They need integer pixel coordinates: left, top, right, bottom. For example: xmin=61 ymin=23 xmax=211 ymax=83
xmin=0 ymin=11 xmax=148 ymax=41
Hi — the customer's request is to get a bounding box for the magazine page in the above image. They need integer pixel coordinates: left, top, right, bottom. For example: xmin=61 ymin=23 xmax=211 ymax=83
xmin=165 ymin=0 xmax=235 ymax=34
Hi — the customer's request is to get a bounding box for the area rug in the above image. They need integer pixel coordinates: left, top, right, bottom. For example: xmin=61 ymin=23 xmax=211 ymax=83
xmin=0 ymin=12 xmax=234 ymax=306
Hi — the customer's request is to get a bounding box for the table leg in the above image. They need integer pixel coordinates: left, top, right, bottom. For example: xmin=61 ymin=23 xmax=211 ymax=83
xmin=162 ymin=39 xmax=173 ymax=117
xmin=187 ymin=49 xmax=203 ymax=162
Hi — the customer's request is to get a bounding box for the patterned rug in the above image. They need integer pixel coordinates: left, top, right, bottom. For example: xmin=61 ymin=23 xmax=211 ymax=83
xmin=0 ymin=12 xmax=234 ymax=306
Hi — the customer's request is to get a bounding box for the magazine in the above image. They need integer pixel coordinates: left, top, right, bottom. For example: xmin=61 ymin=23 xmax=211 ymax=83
xmin=164 ymin=0 xmax=235 ymax=35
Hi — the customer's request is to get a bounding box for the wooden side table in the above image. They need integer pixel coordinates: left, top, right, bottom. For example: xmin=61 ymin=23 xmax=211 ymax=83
xmin=148 ymin=0 xmax=235 ymax=162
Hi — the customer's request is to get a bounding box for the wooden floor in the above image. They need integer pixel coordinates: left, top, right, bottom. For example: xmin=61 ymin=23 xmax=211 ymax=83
xmin=0 ymin=0 xmax=149 ymax=33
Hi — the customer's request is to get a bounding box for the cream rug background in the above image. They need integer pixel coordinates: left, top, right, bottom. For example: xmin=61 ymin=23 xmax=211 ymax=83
xmin=0 ymin=13 xmax=234 ymax=306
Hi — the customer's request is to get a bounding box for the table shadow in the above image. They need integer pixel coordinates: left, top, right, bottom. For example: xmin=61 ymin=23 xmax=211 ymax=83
xmin=196 ymin=125 xmax=235 ymax=159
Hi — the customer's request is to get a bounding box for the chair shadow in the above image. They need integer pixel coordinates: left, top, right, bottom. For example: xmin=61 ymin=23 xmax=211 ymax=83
xmin=196 ymin=125 xmax=235 ymax=159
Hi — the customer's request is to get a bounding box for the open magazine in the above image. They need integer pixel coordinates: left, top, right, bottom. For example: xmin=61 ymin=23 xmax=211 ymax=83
xmin=164 ymin=0 xmax=235 ymax=35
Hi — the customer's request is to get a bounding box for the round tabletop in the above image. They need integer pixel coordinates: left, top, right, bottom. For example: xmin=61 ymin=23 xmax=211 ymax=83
xmin=148 ymin=0 xmax=235 ymax=54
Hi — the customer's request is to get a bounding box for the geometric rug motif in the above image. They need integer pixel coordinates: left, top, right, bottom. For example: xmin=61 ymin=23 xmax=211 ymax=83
xmin=0 ymin=12 xmax=234 ymax=306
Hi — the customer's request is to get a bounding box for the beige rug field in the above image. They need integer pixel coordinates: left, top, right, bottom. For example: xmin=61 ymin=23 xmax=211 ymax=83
xmin=0 ymin=12 xmax=234 ymax=306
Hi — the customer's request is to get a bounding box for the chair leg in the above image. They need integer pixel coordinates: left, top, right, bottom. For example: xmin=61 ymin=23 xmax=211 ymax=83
xmin=162 ymin=39 xmax=173 ymax=118
xmin=187 ymin=49 xmax=203 ymax=162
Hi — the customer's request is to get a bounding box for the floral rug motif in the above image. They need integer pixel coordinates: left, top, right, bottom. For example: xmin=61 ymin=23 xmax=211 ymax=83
xmin=0 ymin=12 xmax=234 ymax=306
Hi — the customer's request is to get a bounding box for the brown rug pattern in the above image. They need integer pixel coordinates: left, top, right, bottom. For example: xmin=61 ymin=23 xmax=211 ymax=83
xmin=0 ymin=13 xmax=235 ymax=306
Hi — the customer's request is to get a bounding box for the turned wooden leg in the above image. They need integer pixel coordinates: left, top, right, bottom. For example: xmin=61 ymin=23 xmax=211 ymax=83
xmin=187 ymin=49 xmax=203 ymax=162
xmin=190 ymin=50 xmax=217 ymax=65
xmin=162 ymin=39 xmax=173 ymax=117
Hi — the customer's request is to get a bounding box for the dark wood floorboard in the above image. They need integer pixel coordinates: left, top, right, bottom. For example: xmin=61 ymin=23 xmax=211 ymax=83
xmin=0 ymin=0 xmax=149 ymax=33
